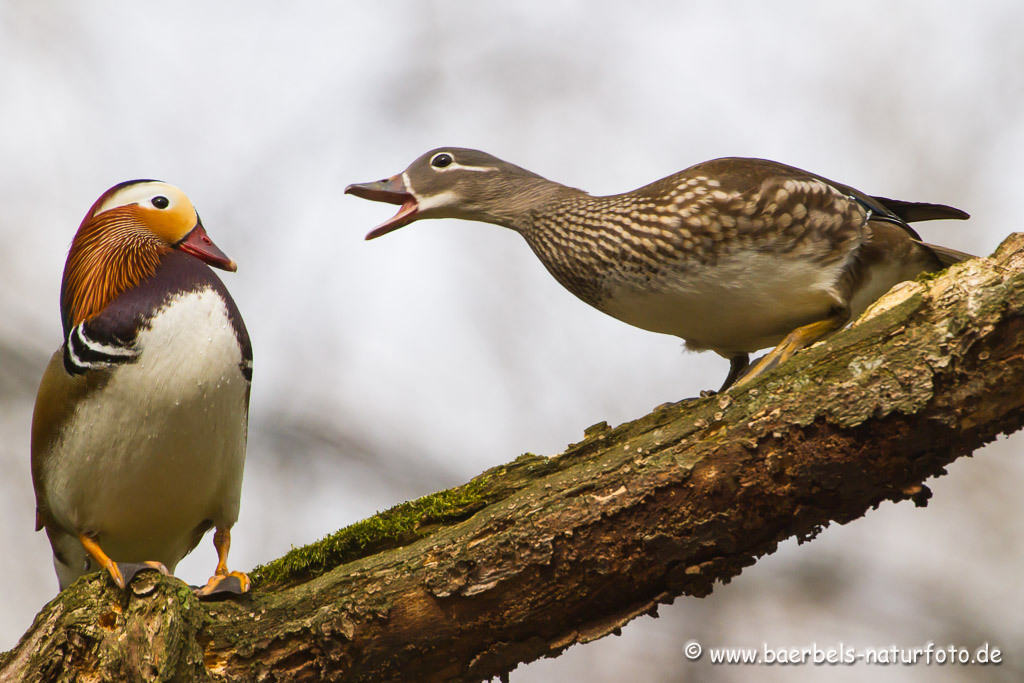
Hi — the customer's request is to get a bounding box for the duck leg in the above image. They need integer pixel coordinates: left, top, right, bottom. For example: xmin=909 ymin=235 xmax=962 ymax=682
xmin=733 ymin=311 xmax=849 ymax=389
xmin=195 ymin=527 xmax=251 ymax=598
xmin=78 ymin=532 xmax=168 ymax=589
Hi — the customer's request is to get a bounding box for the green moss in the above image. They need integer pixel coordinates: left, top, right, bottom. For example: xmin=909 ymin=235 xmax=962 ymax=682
xmin=915 ymin=264 xmax=956 ymax=283
xmin=250 ymin=453 xmax=560 ymax=589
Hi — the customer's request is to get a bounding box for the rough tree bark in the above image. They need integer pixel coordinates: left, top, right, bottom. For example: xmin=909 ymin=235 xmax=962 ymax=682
xmin=3 ymin=234 xmax=1023 ymax=683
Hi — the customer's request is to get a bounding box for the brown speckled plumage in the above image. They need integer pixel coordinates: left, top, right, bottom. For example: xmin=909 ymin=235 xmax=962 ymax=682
xmin=516 ymin=159 xmax=876 ymax=309
xmin=347 ymin=149 xmax=970 ymax=390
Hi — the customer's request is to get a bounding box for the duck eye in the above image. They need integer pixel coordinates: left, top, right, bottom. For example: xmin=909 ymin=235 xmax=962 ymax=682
xmin=430 ymin=153 xmax=453 ymax=169
xmin=151 ymin=196 xmax=170 ymax=209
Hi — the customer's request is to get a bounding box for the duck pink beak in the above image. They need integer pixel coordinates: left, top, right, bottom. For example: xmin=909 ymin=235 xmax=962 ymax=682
xmin=345 ymin=175 xmax=419 ymax=240
xmin=178 ymin=223 xmax=237 ymax=272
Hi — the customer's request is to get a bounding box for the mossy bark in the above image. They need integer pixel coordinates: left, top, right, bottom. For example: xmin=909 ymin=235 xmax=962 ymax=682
xmin=4 ymin=234 xmax=1023 ymax=683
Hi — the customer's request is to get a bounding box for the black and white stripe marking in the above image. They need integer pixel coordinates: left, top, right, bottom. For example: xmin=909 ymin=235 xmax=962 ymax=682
xmin=64 ymin=322 xmax=138 ymax=374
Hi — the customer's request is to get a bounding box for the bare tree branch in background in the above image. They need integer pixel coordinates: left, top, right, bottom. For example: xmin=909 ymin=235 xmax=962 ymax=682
xmin=2 ymin=234 xmax=1022 ymax=683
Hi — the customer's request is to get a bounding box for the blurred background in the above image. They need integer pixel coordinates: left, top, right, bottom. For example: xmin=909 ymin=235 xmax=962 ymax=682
xmin=1 ymin=2 xmax=1021 ymax=680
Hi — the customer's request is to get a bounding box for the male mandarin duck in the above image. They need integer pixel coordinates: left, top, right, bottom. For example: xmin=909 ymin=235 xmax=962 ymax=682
xmin=31 ymin=180 xmax=252 ymax=597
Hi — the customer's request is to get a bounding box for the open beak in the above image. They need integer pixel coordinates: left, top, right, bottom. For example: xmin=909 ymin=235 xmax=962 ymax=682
xmin=177 ymin=223 xmax=237 ymax=272
xmin=345 ymin=175 xmax=419 ymax=240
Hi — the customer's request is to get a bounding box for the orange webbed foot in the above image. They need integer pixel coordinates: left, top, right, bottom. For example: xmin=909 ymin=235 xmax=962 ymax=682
xmin=116 ymin=561 xmax=170 ymax=587
xmin=194 ymin=570 xmax=251 ymax=599
xmin=78 ymin=534 xmax=170 ymax=589
xmin=193 ymin=526 xmax=250 ymax=599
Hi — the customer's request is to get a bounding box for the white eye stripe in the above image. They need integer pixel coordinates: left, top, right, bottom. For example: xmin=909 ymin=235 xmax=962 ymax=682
xmin=92 ymin=181 xmax=196 ymax=220
xmin=95 ymin=182 xmax=177 ymax=215
xmin=446 ymin=164 xmax=496 ymax=173
xmin=428 ymin=152 xmax=496 ymax=174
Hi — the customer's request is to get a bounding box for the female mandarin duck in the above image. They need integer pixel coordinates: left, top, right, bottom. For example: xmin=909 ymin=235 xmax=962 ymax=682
xmin=31 ymin=180 xmax=252 ymax=597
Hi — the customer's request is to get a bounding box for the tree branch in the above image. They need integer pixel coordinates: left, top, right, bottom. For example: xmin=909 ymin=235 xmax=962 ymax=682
xmin=5 ymin=234 xmax=1023 ymax=682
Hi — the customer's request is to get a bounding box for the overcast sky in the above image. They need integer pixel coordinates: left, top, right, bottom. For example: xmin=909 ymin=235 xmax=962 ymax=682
xmin=2 ymin=3 xmax=1022 ymax=680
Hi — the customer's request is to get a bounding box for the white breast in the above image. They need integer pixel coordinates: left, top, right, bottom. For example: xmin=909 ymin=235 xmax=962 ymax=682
xmin=44 ymin=288 xmax=249 ymax=570
xmin=600 ymin=248 xmax=848 ymax=356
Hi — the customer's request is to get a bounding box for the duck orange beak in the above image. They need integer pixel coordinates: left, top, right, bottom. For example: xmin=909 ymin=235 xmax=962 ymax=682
xmin=345 ymin=175 xmax=419 ymax=240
